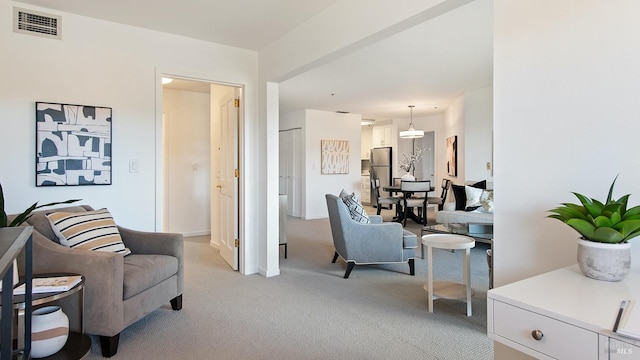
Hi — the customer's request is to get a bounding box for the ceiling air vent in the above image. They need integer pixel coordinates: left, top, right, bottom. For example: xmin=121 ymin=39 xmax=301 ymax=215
xmin=13 ymin=7 xmax=61 ymax=40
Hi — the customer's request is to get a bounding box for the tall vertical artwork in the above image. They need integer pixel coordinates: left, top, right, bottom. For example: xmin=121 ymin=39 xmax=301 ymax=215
xmin=321 ymin=140 xmax=349 ymax=174
xmin=446 ymin=135 xmax=457 ymax=177
xmin=36 ymin=102 xmax=112 ymax=186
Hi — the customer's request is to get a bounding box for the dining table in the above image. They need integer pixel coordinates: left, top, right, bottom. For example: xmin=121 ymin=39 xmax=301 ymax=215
xmin=382 ymin=184 xmax=435 ymax=225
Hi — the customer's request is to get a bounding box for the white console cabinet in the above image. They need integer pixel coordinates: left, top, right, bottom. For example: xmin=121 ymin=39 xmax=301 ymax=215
xmin=488 ymin=264 xmax=640 ymax=360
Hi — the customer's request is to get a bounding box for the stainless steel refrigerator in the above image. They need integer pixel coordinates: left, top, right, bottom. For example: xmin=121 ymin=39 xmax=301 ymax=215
xmin=370 ymin=147 xmax=393 ymax=205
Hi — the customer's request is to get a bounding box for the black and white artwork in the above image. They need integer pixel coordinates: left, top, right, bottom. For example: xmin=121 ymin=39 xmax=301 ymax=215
xmin=36 ymin=102 xmax=112 ymax=186
xmin=446 ymin=135 xmax=457 ymax=177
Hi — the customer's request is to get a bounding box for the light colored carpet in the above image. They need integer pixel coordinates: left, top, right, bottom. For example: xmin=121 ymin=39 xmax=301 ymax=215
xmin=83 ymin=205 xmax=493 ymax=359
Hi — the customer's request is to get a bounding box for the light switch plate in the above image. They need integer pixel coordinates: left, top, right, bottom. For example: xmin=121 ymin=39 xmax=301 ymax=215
xmin=129 ymin=159 xmax=140 ymax=173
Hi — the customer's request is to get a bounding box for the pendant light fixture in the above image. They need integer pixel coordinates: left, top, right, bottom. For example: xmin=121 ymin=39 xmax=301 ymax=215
xmin=399 ymin=105 xmax=424 ymax=139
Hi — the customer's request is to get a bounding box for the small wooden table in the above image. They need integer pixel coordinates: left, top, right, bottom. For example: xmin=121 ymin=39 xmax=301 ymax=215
xmin=422 ymin=234 xmax=475 ymax=316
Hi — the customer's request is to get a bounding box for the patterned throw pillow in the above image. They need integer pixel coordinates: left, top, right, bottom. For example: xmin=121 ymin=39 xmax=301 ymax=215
xmin=339 ymin=190 xmax=370 ymax=223
xmin=46 ymin=209 xmax=131 ymax=255
xmin=480 ymin=190 xmax=494 ymax=213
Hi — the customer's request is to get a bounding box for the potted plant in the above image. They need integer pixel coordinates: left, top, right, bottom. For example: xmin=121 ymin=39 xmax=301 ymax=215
xmin=0 ymin=182 xmax=80 ymax=228
xmin=548 ymin=175 xmax=640 ymax=281
xmin=399 ymin=147 xmax=424 ymax=181
xmin=0 ymin=182 xmax=81 ymax=287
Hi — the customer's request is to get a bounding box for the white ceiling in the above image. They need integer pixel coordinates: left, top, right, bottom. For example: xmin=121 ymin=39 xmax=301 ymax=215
xmin=15 ymin=0 xmax=493 ymax=121
xmin=14 ymin=0 xmax=340 ymax=50
xmin=279 ymin=0 xmax=493 ymax=120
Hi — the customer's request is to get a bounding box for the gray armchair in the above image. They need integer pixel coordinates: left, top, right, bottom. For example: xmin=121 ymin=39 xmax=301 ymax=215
xmin=13 ymin=205 xmax=183 ymax=358
xmin=325 ymin=194 xmax=417 ymax=278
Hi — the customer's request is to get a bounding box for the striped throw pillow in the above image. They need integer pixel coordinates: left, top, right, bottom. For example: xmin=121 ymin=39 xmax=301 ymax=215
xmin=339 ymin=189 xmax=370 ymax=224
xmin=46 ymin=209 xmax=131 ymax=256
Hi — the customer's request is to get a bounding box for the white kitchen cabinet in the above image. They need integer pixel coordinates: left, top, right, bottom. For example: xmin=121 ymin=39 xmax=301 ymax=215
xmin=372 ymin=125 xmax=392 ymax=147
xmin=360 ymin=175 xmax=371 ymax=204
xmin=361 ymin=127 xmax=373 ymax=160
xmin=488 ymin=264 xmax=640 ymax=360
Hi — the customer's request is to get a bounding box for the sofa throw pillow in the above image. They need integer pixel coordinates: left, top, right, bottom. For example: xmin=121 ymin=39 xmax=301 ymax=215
xmin=479 ymin=190 xmax=494 ymax=213
xmin=339 ymin=189 xmax=370 ymax=224
xmin=464 ymin=186 xmax=485 ymax=211
xmin=452 ymin=180 xmax=487 ymax=211
xmin=46 ymin=209 xmax=131 ymax=255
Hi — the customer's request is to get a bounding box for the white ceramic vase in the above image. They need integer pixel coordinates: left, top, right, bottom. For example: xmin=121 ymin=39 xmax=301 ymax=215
xmin=400 ymin=173 xmax=415 ymax=181
xmin=577 ymin=238 xmax=631 ymax=282
xmin=31 ymin=306 xmax=69 ymax=358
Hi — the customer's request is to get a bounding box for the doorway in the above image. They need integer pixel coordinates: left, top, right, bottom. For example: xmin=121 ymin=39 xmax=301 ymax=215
xmin=160 ymin=76 xmax=241 ymax=271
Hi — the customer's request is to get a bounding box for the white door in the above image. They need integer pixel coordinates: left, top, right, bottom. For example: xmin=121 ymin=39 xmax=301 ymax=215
xmin=218 ymin=92 xmax=239 ymax=270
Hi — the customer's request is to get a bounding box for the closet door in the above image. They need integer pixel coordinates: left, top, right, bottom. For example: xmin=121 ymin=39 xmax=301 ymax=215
xmin=279 ymin=129 xmax=302 ymax=217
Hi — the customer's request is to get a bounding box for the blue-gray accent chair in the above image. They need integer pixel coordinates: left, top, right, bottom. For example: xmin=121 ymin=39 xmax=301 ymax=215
xmin=325 ymin=194 xmax=417 ymax=278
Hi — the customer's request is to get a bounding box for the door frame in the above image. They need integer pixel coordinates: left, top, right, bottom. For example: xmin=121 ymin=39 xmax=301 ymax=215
xmin=155 ymin=68 xmax=245 ymax=273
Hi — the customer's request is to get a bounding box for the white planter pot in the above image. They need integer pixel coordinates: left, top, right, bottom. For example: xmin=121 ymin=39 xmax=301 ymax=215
xmin=31 ymin=306 xmax=69 ymax=358
xmin=577 ymin=238 xmax=631 ymax=282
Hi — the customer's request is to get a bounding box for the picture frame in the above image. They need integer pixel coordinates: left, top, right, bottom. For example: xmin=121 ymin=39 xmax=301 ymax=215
xmin=446 ymin=135 xmax=457 ymax=177
xmin=36 ymin=102 xmax=112 ymax=186
xmin=321 ymin=140 xmax=349 ymax=174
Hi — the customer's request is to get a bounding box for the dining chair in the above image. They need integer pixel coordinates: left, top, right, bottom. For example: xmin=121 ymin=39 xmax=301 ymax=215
xmin=400 ymin=180 xmax=431 ymax=226
xmin=427 ymin=178 xmax=451 ymax=211
xmin=371 ymin=178 xmax=402 ymax=217
xmin=391 ymin=177 xmax=404 ymax=198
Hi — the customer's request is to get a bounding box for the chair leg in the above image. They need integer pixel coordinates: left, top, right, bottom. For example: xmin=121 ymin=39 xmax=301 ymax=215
xmin=422 ymin=205 xmax=427 ymax=225
xmin=376 ymin=205 xmax=382 ymax=215
xmin=284 ymin=243 xmax=288 ymax=259
xmin=332 ymin=251 xmax=339 ymax=263
xmin=344 ymin=261 xmax=356 ymax=279
xmin=100 ymin=334 xmax=120 ymax=358
xmin=170 ymin=294 xmax=183 ymax=310
xmin=408 ymin=258 xmax=415 ymax=276
xmin=403 ymin=205 xmax=409 ymax=227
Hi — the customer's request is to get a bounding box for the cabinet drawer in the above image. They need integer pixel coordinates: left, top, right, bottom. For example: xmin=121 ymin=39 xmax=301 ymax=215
xmin=493 ymin=301 xmax=598 ymax=359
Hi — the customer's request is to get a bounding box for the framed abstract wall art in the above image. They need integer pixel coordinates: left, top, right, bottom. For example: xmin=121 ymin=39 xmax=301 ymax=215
xmin=446 ymin=135 xmax=457 ymax=177
xmin=36 ymin=102 xmax=112 ymax=186
xmin=321 ymin=140 xmax=349 ymax=174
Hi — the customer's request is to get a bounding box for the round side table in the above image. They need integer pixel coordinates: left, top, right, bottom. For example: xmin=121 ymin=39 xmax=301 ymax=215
xmin=8 ymin=273 xmax=91 ymax=359
xmin=422 ymin=234 xmax=475 ymax=316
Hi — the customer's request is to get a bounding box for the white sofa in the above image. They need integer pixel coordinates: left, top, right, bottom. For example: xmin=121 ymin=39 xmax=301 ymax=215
xmin=435 ymin=202 xmax=493 ymax=224
xmin=435 ymin=180 xmax=493 ymax=225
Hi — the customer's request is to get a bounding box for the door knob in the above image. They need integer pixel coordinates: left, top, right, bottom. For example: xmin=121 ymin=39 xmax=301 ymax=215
xmin=216 ymin=185 xmax=222 ymax=189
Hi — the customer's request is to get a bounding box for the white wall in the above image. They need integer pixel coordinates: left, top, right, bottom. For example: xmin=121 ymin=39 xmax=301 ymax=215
xmin=1 ymin=1 xmax=260 ymax=273
xmin=304 ymin=110 xmax=362 ymax=219
xmin=440 ymin=88 xmax=493 ymax=188
xmin=162 ymin=89 xmax=211 ymax=236
xmin=443 ymin=95 xmax=466 ymax=181
xmin=494 ymin=1 xmax=640 ymax=357
xmin=464 ymin=86 xmax=493 ymax=182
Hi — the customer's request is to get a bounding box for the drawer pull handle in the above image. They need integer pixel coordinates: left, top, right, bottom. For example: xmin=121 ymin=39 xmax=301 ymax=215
xmin=531 ymin=330 xmax=544 ymax=341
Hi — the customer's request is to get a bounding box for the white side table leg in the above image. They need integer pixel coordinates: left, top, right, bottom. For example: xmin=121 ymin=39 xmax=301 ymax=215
xmin=427 ymin=245 xmax=434 ymax=313
xmin=464 ymin=248 xmax=472 ymax=316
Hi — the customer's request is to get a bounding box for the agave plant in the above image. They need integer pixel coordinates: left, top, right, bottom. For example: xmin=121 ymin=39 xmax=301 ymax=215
xmin=548 ymin=176 xmax=640 ymax=244
xmin=0 ymin=182 xmax=81 ymax=228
